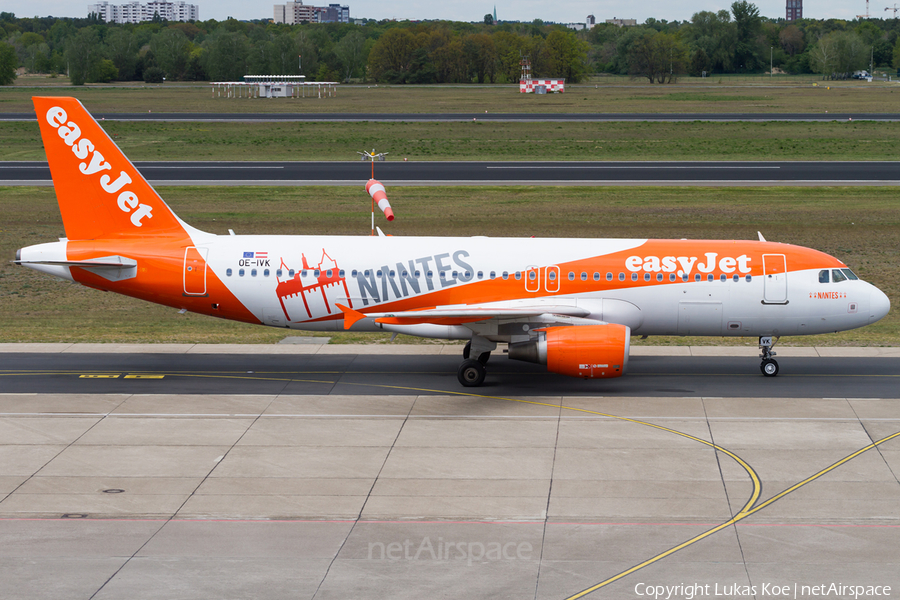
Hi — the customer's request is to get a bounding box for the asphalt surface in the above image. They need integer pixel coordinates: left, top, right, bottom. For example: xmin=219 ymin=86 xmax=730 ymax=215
xmin=3 ymin=111 xmax=900 ymax=122
xmin=4 ymin=160 xmax=900 ymax=185
xmin=3 ymin=352 xmax=899 ymax=397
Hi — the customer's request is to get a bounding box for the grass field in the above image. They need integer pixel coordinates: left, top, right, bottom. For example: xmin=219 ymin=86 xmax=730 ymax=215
xmin=1 ymin=185 xmax=897 ymax=346
xmin=3 ymin=78 xmax=900 ymax=114
xmin=2 ymin=119 xmax=898 ymax=162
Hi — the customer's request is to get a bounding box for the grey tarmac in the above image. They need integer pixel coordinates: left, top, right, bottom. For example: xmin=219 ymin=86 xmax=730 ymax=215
xmin=1 ymin=345 xmax=898 ymax=599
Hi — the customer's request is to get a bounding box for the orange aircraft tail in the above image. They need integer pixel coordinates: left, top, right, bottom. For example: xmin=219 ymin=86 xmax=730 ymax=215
xmin=33 ymin=96 xmax=190 ymax=241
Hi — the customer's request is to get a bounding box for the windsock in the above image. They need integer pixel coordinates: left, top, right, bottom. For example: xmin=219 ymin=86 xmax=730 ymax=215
xmin=366 ymin=179 xmax=394 ymax=221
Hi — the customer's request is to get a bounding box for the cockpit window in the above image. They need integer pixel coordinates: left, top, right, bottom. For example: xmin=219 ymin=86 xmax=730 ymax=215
xmin=818 ymin=270 xmax=829 ymax=283
xmin=842 ymin=268 xmax=859 ymax=281
xmin=831 ymin=269 xmax=847 ymax=283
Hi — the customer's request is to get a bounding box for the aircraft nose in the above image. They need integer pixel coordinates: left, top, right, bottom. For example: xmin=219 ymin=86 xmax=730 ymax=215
xmin=869 ymin=287 xmax=891 ymax=324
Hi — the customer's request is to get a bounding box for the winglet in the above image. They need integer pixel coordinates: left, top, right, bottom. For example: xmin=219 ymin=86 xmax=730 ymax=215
xmin=336 ymin=304 xmax=367 ymax=329
xmin=758 ymin=231 xmax=767 ymax=242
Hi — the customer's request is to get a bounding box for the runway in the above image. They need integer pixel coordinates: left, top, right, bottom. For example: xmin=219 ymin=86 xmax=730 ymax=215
xmin=3 ymin=160 xmax=900 ymax=186
xmin=3 ymin=111 xmax=900 ymax=122
xmin=2 ymin=346 xmax=898 ymax=599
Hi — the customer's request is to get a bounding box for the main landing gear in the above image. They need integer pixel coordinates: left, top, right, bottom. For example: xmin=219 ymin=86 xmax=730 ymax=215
xmin=458 ymin=339 xmax=493 ymax=387
xmin=759 ymin=335 xmax=779 ymax=377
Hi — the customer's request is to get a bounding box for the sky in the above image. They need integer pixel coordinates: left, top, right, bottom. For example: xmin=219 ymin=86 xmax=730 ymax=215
xmin=7 ymin=0 xmax=877 ymax=24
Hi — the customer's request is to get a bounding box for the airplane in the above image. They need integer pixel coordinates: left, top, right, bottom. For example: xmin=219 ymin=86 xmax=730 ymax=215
xmin=15 ymin=97 xmax=891 ymax=387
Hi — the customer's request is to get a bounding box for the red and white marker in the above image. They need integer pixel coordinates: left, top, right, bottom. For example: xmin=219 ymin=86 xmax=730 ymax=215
xmin=366 ymin=179 xmax=394 ymax=221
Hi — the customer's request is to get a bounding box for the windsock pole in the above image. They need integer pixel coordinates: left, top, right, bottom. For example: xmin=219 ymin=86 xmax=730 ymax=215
xmin=356 ymin=149 xmax=390 ymax=235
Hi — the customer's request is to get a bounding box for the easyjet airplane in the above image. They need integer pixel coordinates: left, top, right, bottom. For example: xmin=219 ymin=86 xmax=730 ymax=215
xmin=16 ymin=97 xmax=891 ymax=386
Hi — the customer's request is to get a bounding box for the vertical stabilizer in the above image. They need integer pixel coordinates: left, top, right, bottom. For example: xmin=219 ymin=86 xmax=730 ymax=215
xmin=33 ymin=96 xmax=189 ymax=242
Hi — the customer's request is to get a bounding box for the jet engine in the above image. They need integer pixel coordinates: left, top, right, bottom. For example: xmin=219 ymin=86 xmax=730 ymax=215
xmin=508 ymin=323 xmax=630 ymax=379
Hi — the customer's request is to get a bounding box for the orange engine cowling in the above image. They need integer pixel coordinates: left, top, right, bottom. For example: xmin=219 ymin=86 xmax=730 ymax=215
xmin=508 ymin=323 xmax=630 ymax=379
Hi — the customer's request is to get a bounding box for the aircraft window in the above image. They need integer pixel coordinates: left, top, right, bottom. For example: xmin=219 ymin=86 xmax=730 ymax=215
xmin=720 ymin=274 xmax=726 ymax=282
xmin=581 ymin=272 xmax=588 ymax=281
xmin=618 ymin=273 xmax=625 ymax=281
xmin=415 ymin=270 xmax=421 ymax=277
xmin=682 ymin=274 xmax=689 ymax=282
xmin=325 ymin=269 xmax=332 ymax=277
xmin=239 ymin=269 xmax=245 ymax=277
xmin=842 ymin=269 xmax=859 ymax=280
xmin=351 ymin=270 xmax=357 ymax=277
xmin=376 ymin=270 xmax=383 ymax=277
xmin=339 ymin=270 xmax=345 ymax=278
xmin=631 ymin=273 xmax=638 ymax=281
xmin=251 ymin=269 xmax=257 ymax=277
xmin=529 ymin=271 xmax=537 ymax=281
xmin=389 ymin=270 xmax=396 ymax=277
xmin=733 ymin=274 xmax=739 ymax=282
xmin=549 ymin=271 xmax=557 ymax=281
xmin=489 ymin=271 xmax=496 ymax=279
xmin=707 ymin=274 xmax=713 ymax=282
xmin=440 ymin=272 xmax=446 ymax=279
xmin=452 ymin=271 xmax=458 ymax=278
xmin=314 ymin=270 xmax=321 ymax=277
xmin=670 ymin=273 xmax=677 ymax=282
xmin=515 ymin=272 xmax=522 ymax=280
xmin=426 ymin=271 xmax=434 ymax=278
xmin=301 ymin=270 xmax=308 ymax=277
xmin=644 ymin=273 xmax=651 ymax=282
xmin=226 ymin=268 xmax=233 ymax=277
xmin=695 ymin=274 xmax=701 ymax=282
xmin=657 ymin=273 xmax=664 ymax=282
xmin=745 ymin=275 xmax=752 ymax=282
xmin=289 ymin=269 xmax=295 ymax=277
xmin=568 ymin=272 xmax=575 ymax=281
xmin=818 ymin=270 xmax=829 ymax=283
xmin=502 ymin=271 xmax=509 ymax=280
xmin=364 ymin=270 xmax=371 ymax=277
xmin=276 ymin=269 xmax=283 ymax=278
xmin=264 ymin=269 xmax=270 ymax=277
xmin=832 ymin=269 xmax=847 ymax=283
xmin=464 ymin=271 xmax=472 ymax=279
xmin=477 ymin=271 xmax=483 ymax=279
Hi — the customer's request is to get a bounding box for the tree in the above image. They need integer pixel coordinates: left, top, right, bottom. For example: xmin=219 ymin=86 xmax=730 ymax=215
xmin=334 ymin=30 xmax=365 ymax=81
xmin=779 ymin=24 xmax=804 ymax=56
xmin=367 ymin=28 xmax=418 ymax=81
xmin=105 ymin=28 xmax=138 ymax=80
xmin=627 ymin=31 xmax=687 ymax=83
xmin=203 ymin=30 xmax=248 ymax=81
xmin=810 ymin=31 xmax=868 ymax=78
xmin=65 ymin=27 xmax=102 ymax=85
xmin=543 ymin=29 xmax=590 ymax=82
xmin=0 ymin=42 xmax=16 ymax=85
xmin=484 ymin=14 xmax=494 ymax=26
xmin=151 ymin=27 xmax=190 ymax=80
xmin=731 ymin=0 xmax=764 ymax=71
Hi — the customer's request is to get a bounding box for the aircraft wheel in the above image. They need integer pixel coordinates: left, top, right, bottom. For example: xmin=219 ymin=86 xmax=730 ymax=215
xmin=463 ymin=340 xmax=471 ymax=359
xmin=458 ymin=359 xmax=486 ymax=387
xmin=760 ymin=359 xmax=779 ymax=377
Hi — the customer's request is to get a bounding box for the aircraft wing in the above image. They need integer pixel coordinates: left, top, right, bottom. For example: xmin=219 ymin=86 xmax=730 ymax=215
xmin=336 ymin=304 xmax=596 ymax=329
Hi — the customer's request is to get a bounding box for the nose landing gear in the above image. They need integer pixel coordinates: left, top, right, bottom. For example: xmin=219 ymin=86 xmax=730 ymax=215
xmin=759 ymin=336 xmax=780 ymax=377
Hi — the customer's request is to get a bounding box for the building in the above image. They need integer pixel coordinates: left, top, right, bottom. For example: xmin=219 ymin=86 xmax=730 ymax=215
xmin=786 ymin=0 xmax=802 ymax=21
xmin=273 ymin=1 xmax=349 ymax=24
xmin=606 ymin=17 xmax=637 ymax=27
xmin=88 ymin=0 xmax=199 ymax=23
